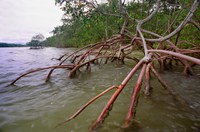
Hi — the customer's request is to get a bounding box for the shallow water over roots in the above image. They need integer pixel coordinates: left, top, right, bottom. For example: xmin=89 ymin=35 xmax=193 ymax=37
xmin=0 ymin=47 xmax=199 ymax=132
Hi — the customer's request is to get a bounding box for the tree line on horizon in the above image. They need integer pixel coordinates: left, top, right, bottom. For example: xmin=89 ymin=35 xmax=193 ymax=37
xmin=0 ymin=34 xmax=45 ymax=48
xmin=0 ymin=42 xmax=25 ymax=47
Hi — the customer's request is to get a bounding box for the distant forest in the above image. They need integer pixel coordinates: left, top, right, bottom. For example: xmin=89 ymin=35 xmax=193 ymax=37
xmin=0 ymin=42 xmax=25 ymax=47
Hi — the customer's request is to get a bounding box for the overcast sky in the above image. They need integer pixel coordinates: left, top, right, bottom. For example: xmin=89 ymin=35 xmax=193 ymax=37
xmin=0 ymin=0 xmax=63 ymax=44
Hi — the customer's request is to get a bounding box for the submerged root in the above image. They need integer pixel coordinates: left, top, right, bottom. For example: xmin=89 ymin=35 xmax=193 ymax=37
xmin=150 ymin=66 xmax=189 ymax=106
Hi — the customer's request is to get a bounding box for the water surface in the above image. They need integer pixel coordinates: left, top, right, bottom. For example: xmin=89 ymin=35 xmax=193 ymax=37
xmin=0 ymin=47 xmax=199 ymax=132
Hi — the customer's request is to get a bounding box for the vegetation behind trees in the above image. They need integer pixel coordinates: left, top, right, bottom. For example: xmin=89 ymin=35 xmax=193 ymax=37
xmin=44 ymin=0 xmax=199 ymax=48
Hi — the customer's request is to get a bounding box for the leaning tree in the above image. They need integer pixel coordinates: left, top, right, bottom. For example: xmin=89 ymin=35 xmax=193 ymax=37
xmin=11 ymin=0 xmax=200 ymax=131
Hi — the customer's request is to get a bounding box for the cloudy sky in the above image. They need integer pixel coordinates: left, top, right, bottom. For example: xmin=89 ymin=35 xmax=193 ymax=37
xmin=0 ymin=0 xmax=63 ymax=44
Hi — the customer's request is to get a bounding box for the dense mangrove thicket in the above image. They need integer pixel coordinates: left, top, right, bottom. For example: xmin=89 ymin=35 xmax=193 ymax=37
xmin=44 ymin=0 xmax=199 ymax=48
xmin=11 ymin=0 xmax=200 ymax=131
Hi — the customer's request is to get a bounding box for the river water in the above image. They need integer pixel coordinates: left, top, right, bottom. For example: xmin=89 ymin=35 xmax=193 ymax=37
xmin=0 ymin=47 xmax=199 ymax=132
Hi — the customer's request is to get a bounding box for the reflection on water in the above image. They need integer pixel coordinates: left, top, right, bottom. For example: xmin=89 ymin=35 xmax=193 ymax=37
xmin=0 ymin=47 xmax=199 ymax=132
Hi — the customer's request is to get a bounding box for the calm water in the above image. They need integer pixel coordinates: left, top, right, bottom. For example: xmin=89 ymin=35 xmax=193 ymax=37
xmin=0 ymin=47 xmax=199 ymax=132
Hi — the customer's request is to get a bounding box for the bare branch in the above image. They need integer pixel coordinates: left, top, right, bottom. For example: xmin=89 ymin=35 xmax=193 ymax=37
xmin=137 ymin=0 xmax=161 ymax=56
xmin=146 ymin=0 xmax=200 ymax=42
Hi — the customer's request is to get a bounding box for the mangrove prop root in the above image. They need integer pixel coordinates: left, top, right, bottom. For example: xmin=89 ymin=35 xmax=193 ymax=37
xmin=124 ymin=64 xmax=147 ymax=127
xmin=55 ymin=85 xmax=118 ymax=128
xmin=10 ymin=65 xmax=74 ymax=85
xmin=90 ymin=60 xmax=143 ymax=131
xmin=10 ymin=0 xmax=200 ymax=131
xmin=148 ymin=50 xmax=200 ymax=65
xmin=144 ymin=63 xmax=152 ymax=95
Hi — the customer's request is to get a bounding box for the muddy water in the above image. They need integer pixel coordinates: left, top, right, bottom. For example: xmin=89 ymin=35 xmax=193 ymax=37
xmin=0 ymin=47 xmax=199 ymax=132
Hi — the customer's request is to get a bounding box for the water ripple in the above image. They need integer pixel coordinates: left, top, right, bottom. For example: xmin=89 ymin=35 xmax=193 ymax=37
xmin=0 ymin=47 xmax=199 ymax=132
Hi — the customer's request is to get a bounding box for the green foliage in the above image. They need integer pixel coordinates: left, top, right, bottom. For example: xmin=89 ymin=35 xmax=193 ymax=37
xmin=26 ymin=34 xmax=45 ymax=47
xmin=46 ymin=2 xmax=120 ymax=47
xmin=44 ymin=0 xmax=199 ymax=48
xmin=26 ymin=40 xmax=40 ymax=47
